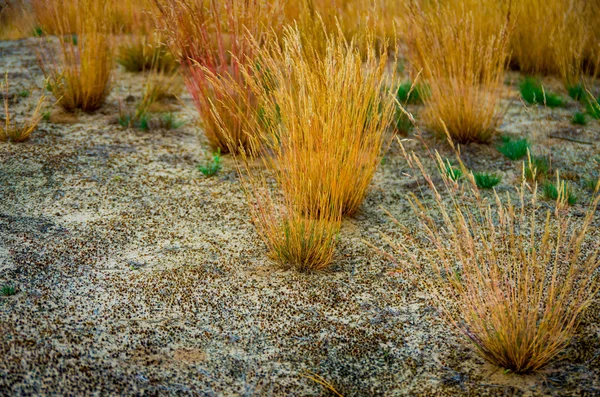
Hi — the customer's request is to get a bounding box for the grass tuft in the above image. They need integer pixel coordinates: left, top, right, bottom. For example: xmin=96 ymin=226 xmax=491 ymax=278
xmin=237 ymin=27 xmax=394 ymax=271
xmin=525 ymin=154 xmax=551 ymax=181
xmin=397 ymin=81 xmax=425 ymax=105
xmin=585 ymin=95 xmax=600 ymax=119
xmin=117 ymin=34 xmax=177 ymax=73
xmin=497 ymin=136 xmax=530 ymax=160
xmin=153 ymin=0 xmax=281 ymax=154
xmin=473 ymin=172 xmax=501 ymax=189
xmin=36 ymin=0 xmax=113 ymax=112
xmin=384 ymin=146 xmax=600 ymax=374
xmin=405 ymin=2 xmax=511 ymax=144
xmin=1 ymin=284 xmax=16 ymax=297
xmin=542 ymin=179 xmax=577 ymax=206
xmin=567 ymin=84 xmax=585 ymax=101
xmin=198 ymin=149 xmax=222 ymax=177
xmin=572 ymin=112 xmax=587 ymax=126
xmin=519 ymin=77 xmax=563 ymax=108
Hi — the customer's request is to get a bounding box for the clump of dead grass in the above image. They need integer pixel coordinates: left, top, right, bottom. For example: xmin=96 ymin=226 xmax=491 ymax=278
xmin=235 ymin=27 xmax=395 ymax=271
xmin=405 ymin=1 xmax=511 ymax=144
xmin=36 ymin=0 xmax=113 ymax=112
xmin=153 ymin=0 xmax=282 ymax=154
xmin=382 ymin=135 xmax=600 ymax=373
xmin=511 ymin=0 xmax=597 ymax=86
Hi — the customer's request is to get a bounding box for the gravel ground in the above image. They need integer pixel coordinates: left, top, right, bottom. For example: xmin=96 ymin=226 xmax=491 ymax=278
xmin=1 ymin=38 xmax=600 ymax=396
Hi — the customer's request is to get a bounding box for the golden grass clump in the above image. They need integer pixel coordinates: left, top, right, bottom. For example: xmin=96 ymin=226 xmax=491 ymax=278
xmin=116 ymin=34 xmax=177 ymax=73
xmin=236 ymin=27 xmax=395 ymax=271
xmin=36 ymin=0 xmax=113 ymax=112
xmin=284 ymin=0 xmax=401 ymax=55
xmin=511 ymin=0 xmax=597 ymax=85
xmin=153 ymin=0 xmax=283 ymax=154
xmin=0 ymin=2 xmax=34 ymax=40
xmin=405 ymin=2 xmax=511 ymax=144
xmin=385 ymin=143 xmax=600 ymax=374
xmin=1 ymin=76 xmax=45 ymax=143
xmin=114 ymin=0 xmax=178 ymax=73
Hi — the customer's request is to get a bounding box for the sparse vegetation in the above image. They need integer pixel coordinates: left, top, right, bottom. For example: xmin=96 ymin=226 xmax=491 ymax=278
xmin=198 ymin=149 xmax=222 ymax=177
xmin=3 ymin=0 xmax=600 ymax=392
xmin=497 ymin=136 xmax=530 ymax=160
xmin=525 ymin=154 xmax=551 ymax=181
xmin=572 ymin=112 xmax=587 ymax=125
xmin=543 ymin=179 xmax=577 ymax=205
xmin=586 ymin=95 xmax=600 ymax=119
xmin=1 ymin=284 xmax=16 ymax=297
xmin=519 ymin=77 xmax=563 ymax=107
xmin=1 ymin=75 xmax=45 ymax=143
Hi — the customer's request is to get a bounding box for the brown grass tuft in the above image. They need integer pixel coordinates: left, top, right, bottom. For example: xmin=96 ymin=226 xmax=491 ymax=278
xmin=405 ymin=1 xmax=511 ymax=144
xmin=153 ymin=0 xmax=282 ymax=154
xmin=234 ymin=27 xmax=395 ymax=271
xmin=384 ymin=139 xmax=600 ymax=373
xmin=511 ymin=0 xmax=597 ymax=85
xmin=36 ymin=0 xmax=113 ymax=113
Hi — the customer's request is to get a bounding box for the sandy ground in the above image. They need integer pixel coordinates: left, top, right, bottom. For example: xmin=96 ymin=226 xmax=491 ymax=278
xmin=1 ymin=37 xmax=600 ymax=396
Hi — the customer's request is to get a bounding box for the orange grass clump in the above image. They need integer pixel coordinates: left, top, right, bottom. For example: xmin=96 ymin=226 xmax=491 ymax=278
xmin=405 ymin=2 xmax=511 ymax=144
xmin=384 ymin=141 xmax=600 ymax=373
xmin=153 ymin=0 xmax=282 ymax=154
xmin=235 ymin=27 xmax=395 ymax=271
xmin=1 ymin=76 xmax=45 ymax=143
xmin=36 ymin=0 xmax=113 ymax=112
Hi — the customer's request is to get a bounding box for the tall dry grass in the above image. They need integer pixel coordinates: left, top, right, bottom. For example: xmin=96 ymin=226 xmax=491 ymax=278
xmin=383 ymin=139 xmax=600 ymax=373
xmin=235 ymin=27 xmax=395 ymax=270
xmin=0 ymin=1 xmax=34 ymax=40
xmin=511 ymin=0 xmax=597 ymax=85
xmin=284 ymin=0 xmax=402 ymax=54
xmin=405 ymin=1 xmax=511 ymax=144
xmin=153 ymin=0 xmax=282 ymax=154
xmin=36 ymin=0 xmax=113 ymax=112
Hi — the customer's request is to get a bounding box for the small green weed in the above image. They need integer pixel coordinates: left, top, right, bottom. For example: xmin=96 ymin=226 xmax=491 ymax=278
xmin=584 ymin=176 xmax=599 ymax=192
xmin=19 ymin=90 xmax=30 ymax=98
xmin=198 ymin=149 xmax=222 ymax=177
xmin=1 ymin=284 xmax=16 ymax=297
xmin=586 ymin=95 xmax=600 ymax=119
xmin=159 ymin=113 xmax=184 ymax=130
xmin=443 ymin=159 xmax=463 ymax=181
xmin=497 ymin=136 xmax=530 ymax=160
xmin=473 ymin=172 xmax=501 ymax=189
xmin=567 ymin=84 xmax=585 ymax=101
xmin=397 ymin=81 xmax=427 ymax=105
xmin=520 ymin=77 xmax=563 ymax=108
xmin=572 ymin=112 xmax=587 ymax=125
xmin=394 ymin=111 xmax=413 ymax=135
xmin=542 ymin=181 xmax=577 ymax=205
xmin=42 ymin=111 xmax=51 ymax=121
